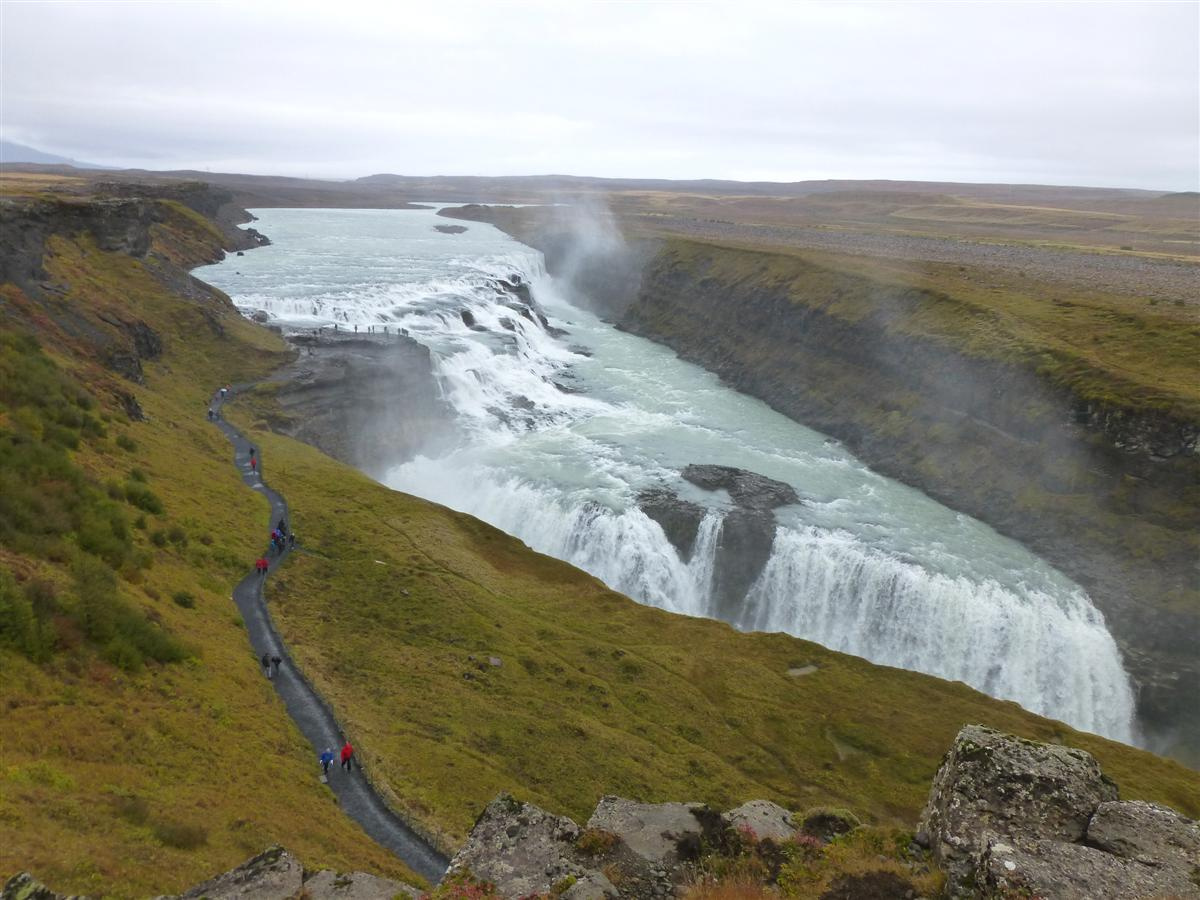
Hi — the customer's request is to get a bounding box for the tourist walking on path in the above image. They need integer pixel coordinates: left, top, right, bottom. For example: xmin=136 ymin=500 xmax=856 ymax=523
xmin=320 ymin=748 xmax=334 ymax=777
xmin=251 ymin=455 xmax=257 ymax=473
xmin=340 ymin=741 xmax=355 ymax=773
xmin=271 ymin=654 xmax=282 ymax=676
xmin=261 ymin=653 xmax=271 ymax=678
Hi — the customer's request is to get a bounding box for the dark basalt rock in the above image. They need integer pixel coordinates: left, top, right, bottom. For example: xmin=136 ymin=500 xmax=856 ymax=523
xmin=638 ymin=489 xmax=706 ymax=560
xmin=682 ymin=464 xmax=799 ymax=510
xmin=710 ymin=508 xmax=778 ymax=620
xmin=434 ymin=224 xmax=468 ymax=234
xmin=497 ymin=276 xmax=534 ymax=305
xmin=639 ymin=465 xmax=802 ymax=618
xmin=265 ymin=333 xmax=455 ymax=478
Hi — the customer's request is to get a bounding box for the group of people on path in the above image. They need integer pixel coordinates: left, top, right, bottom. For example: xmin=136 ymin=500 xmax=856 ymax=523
xmin=319 ymin=742 xmax=356 ymax=777
xmin=269 ymin=517 xmax=294 ymax=555
xmin=260 ymin=652 xmax=283 ymax=678
xmin=210 ymin=383 xmax=359 ymax=792
xmin=207 ymin=384 xmax=232 ymax=421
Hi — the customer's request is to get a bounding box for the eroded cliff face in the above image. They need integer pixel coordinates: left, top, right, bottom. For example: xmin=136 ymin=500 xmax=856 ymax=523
xmin=253 ymin=333 xmax=454 ymax=479
xmin=617 ymin=242 xmax=1198 ymax=762
xmin=0 ymin=188 xmax=265 ymax=416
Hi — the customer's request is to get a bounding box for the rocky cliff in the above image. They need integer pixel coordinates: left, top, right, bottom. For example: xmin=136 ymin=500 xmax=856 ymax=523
xmin=244 ymin=332 xmax=453 ymax=478
xmin=0 ymin=187 xmax=269 ymax=418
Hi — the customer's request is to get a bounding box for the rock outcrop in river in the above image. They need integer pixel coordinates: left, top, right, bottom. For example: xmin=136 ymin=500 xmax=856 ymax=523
xmin=639 ymin=464 xmax=799 ymax=619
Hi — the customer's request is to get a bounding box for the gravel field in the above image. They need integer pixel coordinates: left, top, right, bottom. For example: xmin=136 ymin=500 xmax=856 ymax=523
xmin=639 ymin=215 xmax=1200 ymax=305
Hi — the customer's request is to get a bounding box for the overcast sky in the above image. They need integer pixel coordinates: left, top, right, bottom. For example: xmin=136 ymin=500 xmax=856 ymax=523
xmin=2 ymin=0 xmax=1197 ymax=189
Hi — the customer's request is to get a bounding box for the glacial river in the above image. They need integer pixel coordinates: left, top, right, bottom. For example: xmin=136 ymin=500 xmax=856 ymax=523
xmin=201 ymin=206 xmax=1136 ymax=742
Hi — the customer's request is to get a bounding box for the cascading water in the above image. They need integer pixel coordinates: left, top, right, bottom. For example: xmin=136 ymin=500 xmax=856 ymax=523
xmin=201 ymin=206 xmax=1137 ymax=743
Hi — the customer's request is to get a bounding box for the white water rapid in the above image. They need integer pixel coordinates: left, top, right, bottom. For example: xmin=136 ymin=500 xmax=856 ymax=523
xmin=201 ymin=207 xmax=1137 ymax=743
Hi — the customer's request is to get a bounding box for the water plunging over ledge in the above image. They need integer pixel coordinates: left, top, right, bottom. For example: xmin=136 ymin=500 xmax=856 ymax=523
xmin=200 ymin=207 xmax=1137 ymax=743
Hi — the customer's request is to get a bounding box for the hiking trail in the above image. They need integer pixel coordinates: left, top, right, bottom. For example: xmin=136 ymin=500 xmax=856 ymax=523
xmin=212 ymin=390 xmax=449 ymax=885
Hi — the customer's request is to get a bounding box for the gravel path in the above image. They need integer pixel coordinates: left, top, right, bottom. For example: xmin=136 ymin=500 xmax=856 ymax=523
xmin=639 ymin=215 xmax=1200 ymax=304
xmin=211 ymin=391 xmax=449 ymax=885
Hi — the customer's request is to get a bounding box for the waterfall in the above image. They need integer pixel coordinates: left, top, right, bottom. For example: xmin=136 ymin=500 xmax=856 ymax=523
xmin=202 ymin=207 xmax=1138 ymax=744
xmin=741 ymin=528 xmax=1134 ymax=740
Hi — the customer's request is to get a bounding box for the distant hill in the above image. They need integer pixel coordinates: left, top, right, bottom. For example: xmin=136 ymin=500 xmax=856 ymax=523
xmin=355 ymin=171 xmax=1162 ymax=204
xmin=0 ymin=139 xmax=106 ymax=169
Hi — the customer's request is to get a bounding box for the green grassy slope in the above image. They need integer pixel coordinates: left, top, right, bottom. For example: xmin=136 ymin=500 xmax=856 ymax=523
xmin=0 ymin=206 xmax=418 ymax=895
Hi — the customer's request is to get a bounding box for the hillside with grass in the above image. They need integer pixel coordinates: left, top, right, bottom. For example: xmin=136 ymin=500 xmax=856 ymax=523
xmin=2 ymin=183 xmax=1197 ymax=897
xmin=0 ymin=189 xmax=414 ymax=895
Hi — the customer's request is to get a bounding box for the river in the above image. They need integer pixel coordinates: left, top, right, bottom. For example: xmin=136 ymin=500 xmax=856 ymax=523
xmin=200 ymin=206 xmax=1136 ymax=743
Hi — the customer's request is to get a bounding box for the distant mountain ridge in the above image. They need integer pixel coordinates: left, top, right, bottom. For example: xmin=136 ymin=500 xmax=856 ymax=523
xmin=355 ymin=171 xmax=1164 ymax=203
xmin=0 ymin=139 xmax=106 ymax=169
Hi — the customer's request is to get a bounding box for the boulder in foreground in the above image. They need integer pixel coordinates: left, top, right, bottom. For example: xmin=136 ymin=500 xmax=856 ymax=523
xmin=921 ymin=724 xmax=1200 ymax=898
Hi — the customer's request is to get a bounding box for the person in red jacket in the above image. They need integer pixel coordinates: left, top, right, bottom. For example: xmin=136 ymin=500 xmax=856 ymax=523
xmin=340 ymin=741 xmax=354 ymax=773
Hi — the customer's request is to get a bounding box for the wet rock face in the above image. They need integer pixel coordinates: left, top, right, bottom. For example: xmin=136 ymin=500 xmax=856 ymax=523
xmin=269 ymin=333 xmax=455 ymax=478
xmin=637 ymin=465 xmax=802 ymax=620
xmin=681 ymin=464 xmax=799 ymax=510
xmin=637 ymin=489 xmax=706 ymax=560
xmin=921 ymin=725 xmax=1198 ymax=899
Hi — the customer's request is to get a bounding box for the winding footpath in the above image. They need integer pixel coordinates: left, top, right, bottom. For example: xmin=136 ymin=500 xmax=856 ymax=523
xmin=211 ymin=392 xmax=449 ymax=885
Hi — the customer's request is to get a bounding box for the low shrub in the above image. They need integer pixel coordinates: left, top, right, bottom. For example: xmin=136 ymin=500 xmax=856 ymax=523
xmin=172 ymin=591 xmax=195 ymax=609
xmin=72 ymin=553 xmax=188 ymax=669
xmin=124 ymin=481 xmax=164 ymax=514
xmin=112 ymin=793 xmax=150 ymax=825
xmin=576 ymin=827 xmax=620 ymax=857
xmin=0 ymin=572 xmax=56 ymax=662
xmin=152 ymin=819 xmax=208 ymax=850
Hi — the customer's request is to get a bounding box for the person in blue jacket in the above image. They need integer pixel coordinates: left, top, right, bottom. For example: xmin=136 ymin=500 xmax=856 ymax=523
xmin=319 ymin=748 xmax=334 ymax=777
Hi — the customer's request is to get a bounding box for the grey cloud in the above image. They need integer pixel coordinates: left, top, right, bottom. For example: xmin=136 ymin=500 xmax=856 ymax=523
xmin=2 ymin=0 xmax=1195 ymax=189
